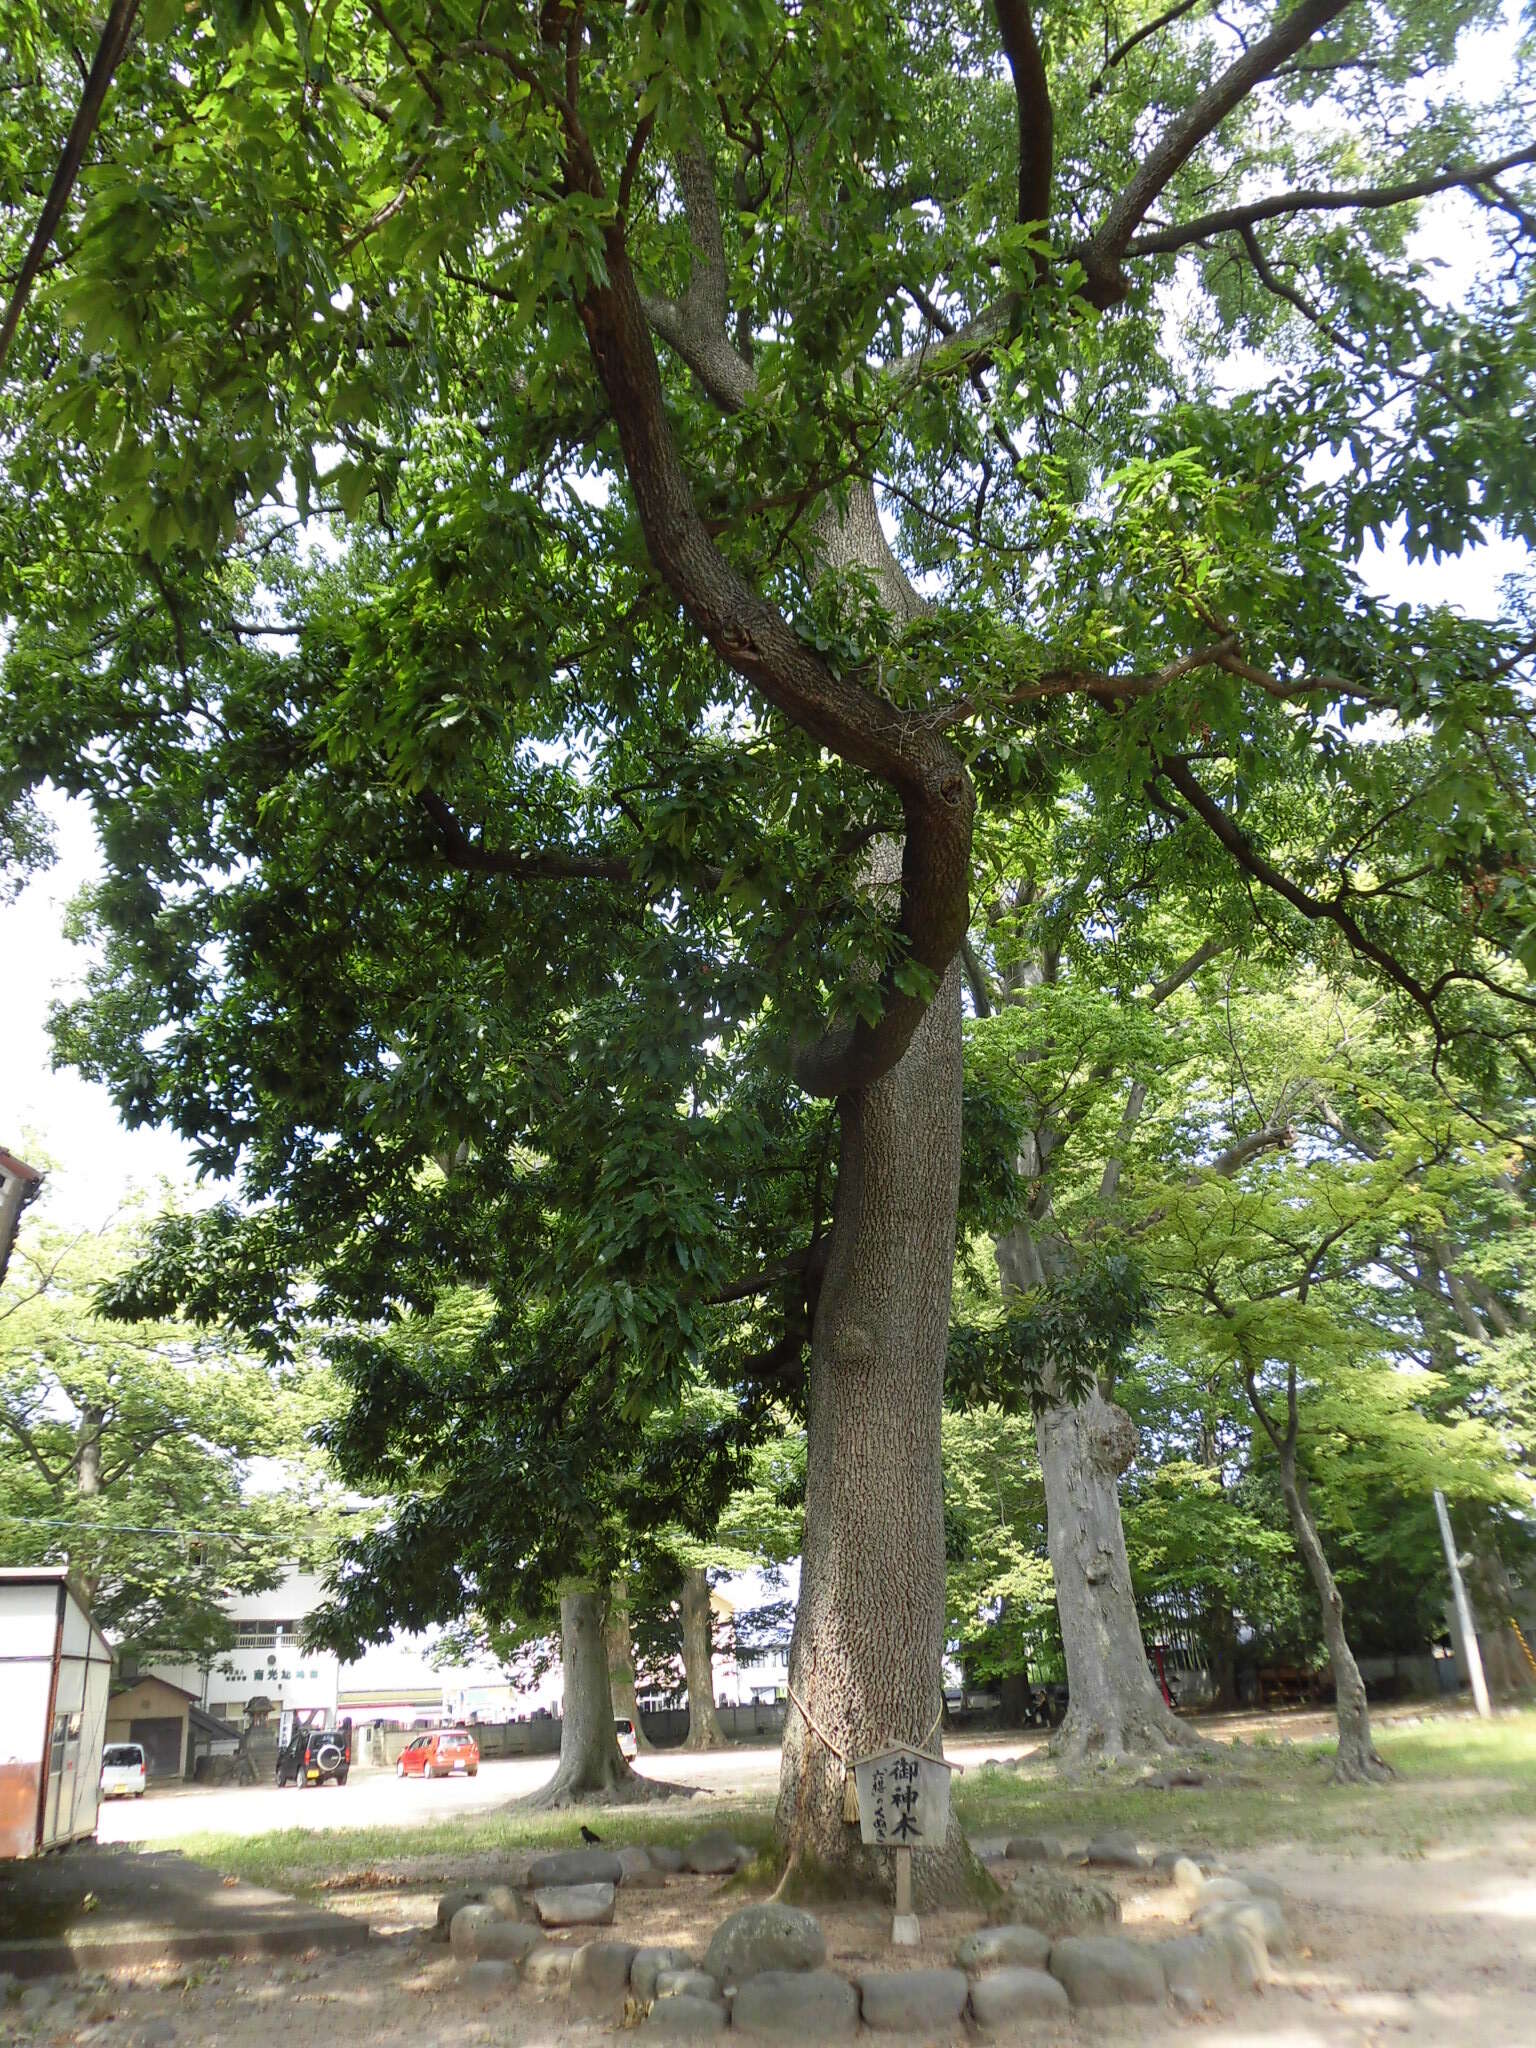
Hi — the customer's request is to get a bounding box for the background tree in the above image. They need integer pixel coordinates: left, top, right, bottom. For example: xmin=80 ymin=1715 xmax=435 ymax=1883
xmin=1138 ymin=970 xmax=1533 ymax=1776
xmin=0 ymin=1198 xmax=332 ymax=1662
xmin=4 ymin=0 xmax=1534 ymax=1888
xmin=308 ymin=1287 xmax=757 ymax=1802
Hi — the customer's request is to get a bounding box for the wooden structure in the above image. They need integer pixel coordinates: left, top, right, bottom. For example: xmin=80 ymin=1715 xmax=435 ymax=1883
xmin=0 ymin=1567 xmax=113 ymax=1859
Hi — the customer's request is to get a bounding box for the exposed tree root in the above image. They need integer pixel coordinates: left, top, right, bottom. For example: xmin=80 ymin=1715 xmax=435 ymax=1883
xmin=514 ymin=1766 xmax=700 ymax=1810
xmin=1330 ymin=1747 xmax=1395 ymax=1785
xmin=1049 ymin=1705 xmax=1218 ymax=1772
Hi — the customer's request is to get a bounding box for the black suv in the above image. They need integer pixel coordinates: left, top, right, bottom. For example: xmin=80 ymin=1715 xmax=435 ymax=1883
xmin=276 ymin=1725 xmax=351 ymax=1787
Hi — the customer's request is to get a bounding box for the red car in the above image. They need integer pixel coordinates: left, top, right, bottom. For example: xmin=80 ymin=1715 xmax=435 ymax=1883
xmin=396 ymin=1727 xmax=480 ymax=1779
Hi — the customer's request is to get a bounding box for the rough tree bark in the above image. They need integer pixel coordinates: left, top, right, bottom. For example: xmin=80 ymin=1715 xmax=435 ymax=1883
xmin=776 ymin=942 xmax=985 ymax=1904
xmin=996 ymin=1216 xmax=1202 ymax=1763
xmin=524 ymin=1583 xmax=646 ymax=1806
xmin=679 ymin=1567 xmax=728 ymax=1750
xmin=606 ymin=1581 xmax=655 ymax=1750
xmin=1037 ymin=1392 xmax=1208 ymax=1760
xmin=1275 ymin=1452 xmax=1391 ymax=1783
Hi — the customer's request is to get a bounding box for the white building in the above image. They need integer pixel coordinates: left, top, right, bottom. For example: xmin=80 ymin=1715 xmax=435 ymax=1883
xmin=150 ymin=1569 xmax=520 ymax=1729
xmin=152 ymin=1565 xmax=785 ymax=1728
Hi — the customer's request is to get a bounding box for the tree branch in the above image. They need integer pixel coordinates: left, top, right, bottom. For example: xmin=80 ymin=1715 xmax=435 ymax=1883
xmin=961 ymin=935 xmax=996 ymax=1018
xmin=1208 ymin=1122 xmax=1296 ymax=1177
xmin=1148 ymin=936 xmax=1228 ymax=1007
xmin=639 ymin=138 xmax=756 ymax=413
xmin=1154 ymin=752 xmax=1442 ymax=1023
xmin=416 ymin=790 xmax=637 ymax=882
xmin=991 ymin=0 xmax=1053 ymax=225
xmin=1126 ymin=143 xmax=1536 ymax=259
xmin=0 ymin=0 xmax=140 ymax=371
xmin=1089 ymin=0 xmax=1205 ymax=98
xmin=566 ymin=136 xmax=975 ymax=1097
xmin=705 ymin=1247 xmax=811 ymax=1307
xmin=1078 ymin=0 xmax=1356 ymax=303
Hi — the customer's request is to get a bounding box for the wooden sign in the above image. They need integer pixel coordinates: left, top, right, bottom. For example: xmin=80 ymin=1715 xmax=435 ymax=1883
xmin=852 ymin=1744 xmax=959 ymax=1947
xmin=853 ymin=1745 xmax=954 ymax=1849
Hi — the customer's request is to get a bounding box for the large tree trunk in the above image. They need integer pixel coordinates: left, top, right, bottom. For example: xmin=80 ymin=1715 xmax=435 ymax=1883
xmin=679 ymin=1566 xmax=728 ymax=1750
xmin=1469 ymin=1547 xmax=1536 ymax=1695
xmin=606 ymin=1581 xmax=655 ymax=1749
xmin=1276 ymin=1455 xmax=1390 ymax=1784
xmin=995 ymin=1223 xmax=1201 ymax=1762
xmin=525 ymin=1584 xmax=646 ymax=1806
xmin=1036 ymin=1390 xmax=1207 ymax=1760
xmin=775 ymin=953 xmax=986 ymax=1905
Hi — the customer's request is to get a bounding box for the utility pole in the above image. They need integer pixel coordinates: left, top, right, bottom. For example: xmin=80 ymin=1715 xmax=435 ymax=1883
xmin=1434 ymin=1489 xmax=1491 ymax=1720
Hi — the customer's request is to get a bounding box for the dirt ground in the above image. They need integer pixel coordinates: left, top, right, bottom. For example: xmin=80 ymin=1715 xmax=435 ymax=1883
xmin=6 ymin=1812 xmax=1533 ymax=2048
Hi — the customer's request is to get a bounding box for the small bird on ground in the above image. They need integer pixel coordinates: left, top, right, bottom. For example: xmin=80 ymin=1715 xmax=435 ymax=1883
xmin=579 ymin=1824 xmax=604 ymax=1844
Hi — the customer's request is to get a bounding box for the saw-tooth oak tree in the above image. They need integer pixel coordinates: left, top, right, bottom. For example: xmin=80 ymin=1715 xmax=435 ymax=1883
xmin=4 ymin=3 xmax=1535 ymax=1887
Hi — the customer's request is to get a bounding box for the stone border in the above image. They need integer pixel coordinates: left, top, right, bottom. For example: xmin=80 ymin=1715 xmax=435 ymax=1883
xmin=439 ymin=1831 xmax=1293 ymax=2034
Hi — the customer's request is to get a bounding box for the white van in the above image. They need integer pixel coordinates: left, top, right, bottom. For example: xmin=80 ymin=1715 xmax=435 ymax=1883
xmin=100 ymin=1741 xmax=147 ymax=1798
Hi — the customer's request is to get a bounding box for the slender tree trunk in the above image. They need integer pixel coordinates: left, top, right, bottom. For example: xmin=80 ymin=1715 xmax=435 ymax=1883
xmin=525 ymin=1584 xmax=646 ymax=1806
xmin=995 ymin=1222 xmax=1201 ymax=1761
xmin=606 ymin=1581 xmax=655 ymax=1748
xmin=1276 ymin=1453 xmax=1390 ymax=1783
xmin=73 ymin=1401 xmax=104 ymax=1602
xmin=76 ymin=1403 xmax=103 ymax=1498
xmin=679 ymin=1567 xmax=728 ymax=1750
xmin=776 ymin=952 xmax=987 ymax=1905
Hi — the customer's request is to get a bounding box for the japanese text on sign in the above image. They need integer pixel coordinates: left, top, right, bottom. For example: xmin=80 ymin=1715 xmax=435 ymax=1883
xmin=852 ymin=1747 xmax=952 ymax=1850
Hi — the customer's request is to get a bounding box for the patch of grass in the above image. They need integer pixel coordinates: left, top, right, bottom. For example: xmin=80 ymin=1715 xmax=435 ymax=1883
xmin=148 ymin=1708 xmax=1536 ymax=1895
xmin=159 ymin=1800 xmax=777 ymax=1896
xmin=954 ymin=1706 xmax=1536 ymax=1859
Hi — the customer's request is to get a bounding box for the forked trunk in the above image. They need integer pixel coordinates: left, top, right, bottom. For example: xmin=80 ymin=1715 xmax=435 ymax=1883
xmin=996 ymin=1223 xmax=1200 ymax=1762
xmin=606 ymin=1582 xmax=655 ymax=1749
xmin=1277 ymin=1455 xmax=1390 ymax=1784
xmin=775 ymin=956 xmax=986 ymax=1905
xmin=525 ymin=1584 xmax=646 ymax=1806
xmin=679 ymin=1566 xmax=728 ymax=1750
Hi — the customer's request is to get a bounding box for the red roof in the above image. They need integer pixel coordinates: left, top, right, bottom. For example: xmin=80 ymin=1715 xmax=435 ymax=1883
xmin=0 ymin=1149 xmax=45 ymax=1185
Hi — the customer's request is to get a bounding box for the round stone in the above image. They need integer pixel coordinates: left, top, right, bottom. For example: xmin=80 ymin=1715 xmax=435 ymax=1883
xmin=655 ymin=1969 xmax=722 ymax=2002
xmin=643 ymin=1992 xmax=729 ymax=2035
xmin=953 ymin=1924 xmax=1051 ymax=1972
xmin=993 ymin=1869 xmax=1120 ymax=1937
xmin=633 ymin=1946 xmax=698 ymax=2003
xmin=857 ymin=1968 xmax=968 ymax=2032
xmin=533 ymin=1880 xmax=617 ymax=1927
xmin=529 ymin=1848 xmax=625 ymax=1887
xmin=1048 ymin=1934 xmax=1167 ymax=2008
xmin=968 ymin=1968 xmax=1070 ymax=2029
xmin=703 ymin=1904 xmax=827 ymax=1988
xmin=731 ymin=1969 xmax=860 ymax=2039
xmin=683 ymin=1828 xmax=743 ymax=1875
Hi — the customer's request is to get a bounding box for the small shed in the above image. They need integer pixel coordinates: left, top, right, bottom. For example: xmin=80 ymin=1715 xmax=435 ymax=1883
xmin=106 ymin=1674 xmax=199 ymax=1781
xmin=0 ymin=1567 xmax=113 ymax=1859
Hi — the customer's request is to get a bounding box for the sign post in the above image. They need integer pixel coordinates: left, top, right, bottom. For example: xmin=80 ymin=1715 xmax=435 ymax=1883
xmin=852 ymin=1745 xmax=960 ymax=1947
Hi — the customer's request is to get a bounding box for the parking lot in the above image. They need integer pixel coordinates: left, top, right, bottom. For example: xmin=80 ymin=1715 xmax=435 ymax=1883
xmin=94 ymin=1736 xmax=1038 ymax=1844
